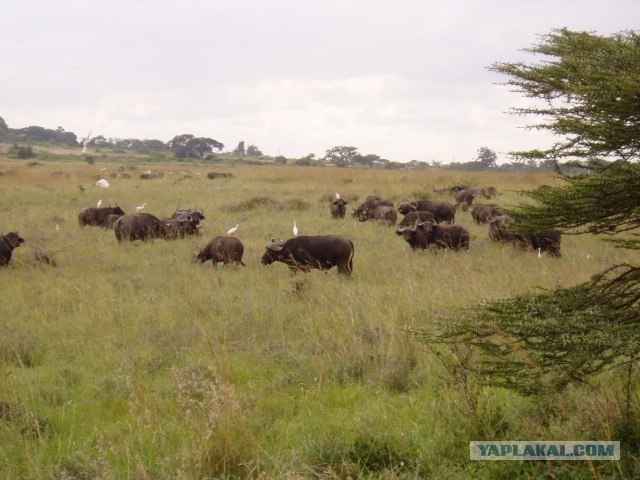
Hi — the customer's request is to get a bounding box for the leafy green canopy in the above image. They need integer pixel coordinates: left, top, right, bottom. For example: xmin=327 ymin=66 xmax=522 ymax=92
xmin=493 ymin=29 xmax=640 ymax=163
xmin=417 ymin=263 xmax=640 ymax=395
xmin=418 ymin=29 xmax=640 ymax=397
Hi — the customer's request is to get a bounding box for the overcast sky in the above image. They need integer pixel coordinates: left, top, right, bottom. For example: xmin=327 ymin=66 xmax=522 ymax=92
xmin=2 ymin=1 xmax=638 ymax=163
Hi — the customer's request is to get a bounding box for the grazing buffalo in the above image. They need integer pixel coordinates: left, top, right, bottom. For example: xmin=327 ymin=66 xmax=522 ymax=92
xmin=330 ymin=198 xmax=348 ymax=219
xmin=78 ymin=206 xmax=126 ymax=227
xmin=195 ymin=236 xmax=245 ymax=266
xmin=398 ymin=210 xmax=436 ymax=227
xmin=471 ymin=204 xmax=501 ymax=224
xmin=113 ymin=213 xmax=171 ymax=242
xmin=0 ymin=232 xmax=25 ymax=267
xmin=488 ymin=215 xmax=561 ymax=256
xmin=397 ymin=200 xmax=455 ymax=224
xmin=207 ymin=172 xmax=234 ymax=179
xmin=261 ymin=235 xmax=354 ymax=276
xmin=396 ymin=221 xmax=469 ymax=251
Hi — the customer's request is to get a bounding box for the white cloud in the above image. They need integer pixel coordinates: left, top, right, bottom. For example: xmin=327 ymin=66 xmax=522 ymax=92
xmin=1 ymin=0 xmax=637 ymax=162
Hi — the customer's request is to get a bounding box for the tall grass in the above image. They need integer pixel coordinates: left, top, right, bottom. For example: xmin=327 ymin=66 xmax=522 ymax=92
xmin=0 ymin=157 xmax=638 ymax=478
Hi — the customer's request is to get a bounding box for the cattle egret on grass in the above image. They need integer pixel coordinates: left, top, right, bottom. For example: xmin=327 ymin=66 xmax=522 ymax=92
xmin=55 ymin=224 xmax=60 ymax=232
xmin=537 ymin=248 xmax=542 ymax=259
xmin=97 ymin=199 xmax=102 ymax=207
xmin=336 ymin=193 xmax=341 ymax=200
xmin=144 ymin=169 xmax=151 ymax=174
xmin=136 ymin=203 xmax=147 ymax=212
xmin=293 ymin=221 xmax=299 ymax=237
xmin=96 ymin=179 xmax=110 ymax=188
xmin=227 ymin=224 xmax=239 ymax=235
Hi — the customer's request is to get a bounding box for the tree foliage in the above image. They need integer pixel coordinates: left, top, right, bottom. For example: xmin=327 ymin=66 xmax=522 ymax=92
xmin=419 ymin=29 xmax=640 ymax=401
xmin=476 ymin=147 xmax=497 ymax=168
xmin=324 ymin=146 xmax=360 ymax=167
xmin=167 ymin=134 xmax=224 ymax=159
xmin=492 ymin=28 xmax=640 ymax=163
xmin=233 ymin=141 xmax=245 ymax=156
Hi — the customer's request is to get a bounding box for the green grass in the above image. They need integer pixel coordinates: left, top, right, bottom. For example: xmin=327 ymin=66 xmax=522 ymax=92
xmin=0 ymin=155 xmax=638 ymax=478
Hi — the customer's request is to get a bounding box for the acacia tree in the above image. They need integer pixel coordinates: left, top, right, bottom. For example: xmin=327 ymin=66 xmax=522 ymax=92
xmin=167 ymin=134 xmax=224 ymax=159
xmin=418 ymin=29 xmax=640 ymax=420
xmin=476 ymin=147 xmax=497 ymax=168
xmin=324 ymin=146 xmax=360 ymax=167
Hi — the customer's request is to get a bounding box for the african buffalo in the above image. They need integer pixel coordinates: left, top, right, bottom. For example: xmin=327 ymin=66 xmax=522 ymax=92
xmin=352 ymin=195 xmax=394 ymax=219
xmin=330 ymin=198 xmax=348 ymax=219
xmin=356 ymin=204 xmax=397 ymax=226
xmin=471 ymin=204 xmax=501 ymax=224
xmin=162 ymin=218 xmax=199 ymax=239
xmin=195 ymin=236 xmax=245 ymax=266
xmin=105 ymin=214 xmax=124 ymax=228
xmin=397 ymin=200 xmax=455 ymax=224
xmin=78 ymin=206 xmax=126 ymax=227
xmin=456 ymin=188 xmax=476 ymax=206
xmin=261 ymin=235 xmax=354 ymax=276
xmin=455 ymin=189 xmax=475 ymax=211
xmin=113 ymin=213 xmax=171 ymax=242
xmin=396 ymin=221 xmax=469 ymax=251
xmin=398 ymin=210 xmax=436 ymax=227
xmin=0 ymin=232 xmax=25 ymax=267
xmin=488 ymin=215 xmax=561 ymax=256
xmin=171 ymin=208 xmax=205 ymax=225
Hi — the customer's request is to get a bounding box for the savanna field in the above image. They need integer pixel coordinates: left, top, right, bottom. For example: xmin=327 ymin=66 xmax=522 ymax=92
xmin=1 ymin=148 xmax=639 ymax=479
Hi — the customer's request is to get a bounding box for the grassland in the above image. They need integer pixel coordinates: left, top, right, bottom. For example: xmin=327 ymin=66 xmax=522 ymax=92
xmin=0 ymin=152 xmax=638 ymax=479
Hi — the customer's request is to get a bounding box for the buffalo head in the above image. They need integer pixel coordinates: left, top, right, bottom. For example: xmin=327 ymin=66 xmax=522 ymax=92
xmin=261 ymin=239 xmax=285 ymax=265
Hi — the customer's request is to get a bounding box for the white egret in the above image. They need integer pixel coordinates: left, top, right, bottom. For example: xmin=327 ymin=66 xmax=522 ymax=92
xmin=227 ymin=224 xmax=239 ymax=235
xmin=97 ymin=199 xmax=102 ymax=207
xmin=293 ymin=221 xmax=299 ymax=237
xmin=96 ymin=179 xmax=110 ymax=188
xmin=136 ymin=203 xmax=147 ymax=212
xmin=537 ymin=248 xmax=542 ymax=259
xmin=336 ymin=193 xmax=341 ymax=200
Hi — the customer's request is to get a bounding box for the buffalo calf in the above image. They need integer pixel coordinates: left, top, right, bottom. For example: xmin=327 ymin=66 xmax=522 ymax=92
xmin=195 ymin=236 xmax=245 ymax=266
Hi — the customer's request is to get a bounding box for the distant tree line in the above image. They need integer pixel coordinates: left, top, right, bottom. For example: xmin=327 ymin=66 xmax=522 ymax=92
xmin=0 ymin=114 xmax=603 ymax=171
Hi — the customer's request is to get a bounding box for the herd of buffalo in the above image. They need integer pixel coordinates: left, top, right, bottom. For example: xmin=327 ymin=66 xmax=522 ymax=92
xmin=0 ymin=184 xmax=561 ymax=275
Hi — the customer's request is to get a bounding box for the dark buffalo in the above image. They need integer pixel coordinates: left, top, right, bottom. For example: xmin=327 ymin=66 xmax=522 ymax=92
xmin=171 ymin=208 xmax=205 ymax=225
xmin=207 ymin=172 xmax=234 ymax=179
xmin=470 ymin=204 xmax=501 ymax=224
xmin=113 ymin=213 xmax=171 ymax=242
xmin=352 ymin=195 xmax=394 ymax=219
xmin=488 ymin=215 xmax=561 ymax=256
xmin=162 ymin=218 xmax=199 ymax=239
xmin=356 ymin=204 xmax=397 ymax=226
xmin=455 ymin=189 xmax=475 ymax=211
xmin=397 ymin=200 xmax=455 ymax=224
xmin=195 ymin=236 xmax=245 ymax=266
xmin=105 ymin=214 xmax=124 ymax=228
xmin=78 ymin=206 xmax=126 ymax=227
xmin=330 ymin=198 xmax=348 ymax=219
xmin=396 ymin=221 xmax=469 ymax=251
xmin=0 ymin=232 xmax=25 ymax=267
xmin=398 ymin=210 xmax=436 ymax=227
xmin=261 ymin=235 xmax=354 ymax=276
